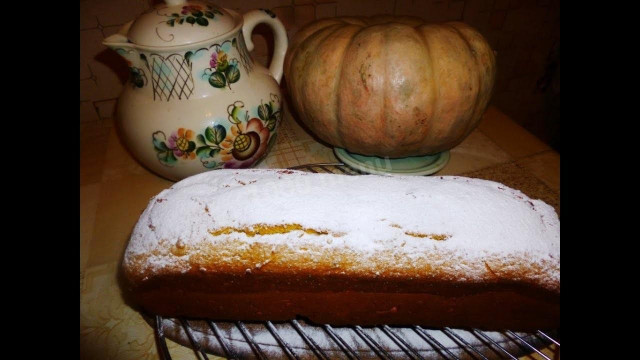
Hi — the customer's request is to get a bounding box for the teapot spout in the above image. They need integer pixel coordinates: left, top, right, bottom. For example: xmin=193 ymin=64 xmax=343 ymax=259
xmin=102 ymin=21 xmax=142 ymax=68
xmin=103 ymin=33 xmax=131 ymax=49
xmin=103 ymin=20 xmax=134 ymax=48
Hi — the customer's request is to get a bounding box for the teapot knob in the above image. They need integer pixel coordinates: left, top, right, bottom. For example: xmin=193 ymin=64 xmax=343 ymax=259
xmin=165 ymin=0 xmax=186 ymax=5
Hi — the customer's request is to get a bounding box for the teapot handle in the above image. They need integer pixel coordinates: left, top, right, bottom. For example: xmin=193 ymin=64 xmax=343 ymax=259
xmin=242 ymin=9 xmax=288 ymax=84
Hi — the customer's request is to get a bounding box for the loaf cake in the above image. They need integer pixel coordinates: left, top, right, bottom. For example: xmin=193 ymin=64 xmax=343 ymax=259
xmin=122 ymin=169 xmax=560 ymax=331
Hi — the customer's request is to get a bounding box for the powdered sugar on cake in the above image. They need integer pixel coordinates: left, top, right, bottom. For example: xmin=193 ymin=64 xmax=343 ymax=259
xmin=124 ymin=169 xmax=560 ymax=289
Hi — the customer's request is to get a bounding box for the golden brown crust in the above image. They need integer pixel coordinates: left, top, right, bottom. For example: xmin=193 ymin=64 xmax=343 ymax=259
xmin=123 ymin=239 xmax=559 ymax=330
xmin=124 ymin=239 xmax=559 ymax=293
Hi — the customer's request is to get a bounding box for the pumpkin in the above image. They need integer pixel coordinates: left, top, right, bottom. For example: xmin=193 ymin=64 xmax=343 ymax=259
xmin=284 ymin=16 xmax=496 ymax=158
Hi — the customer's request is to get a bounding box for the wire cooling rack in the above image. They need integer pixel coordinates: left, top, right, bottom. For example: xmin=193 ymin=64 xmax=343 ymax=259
xmin=148 ymin=315 xmax=559 ymax=360
xmin=146 ymin=163 xmax=560 ymax=360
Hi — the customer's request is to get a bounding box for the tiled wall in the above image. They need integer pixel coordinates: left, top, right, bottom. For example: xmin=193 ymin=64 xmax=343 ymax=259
xmin=80 ymin=0 xmax=560 ymax=150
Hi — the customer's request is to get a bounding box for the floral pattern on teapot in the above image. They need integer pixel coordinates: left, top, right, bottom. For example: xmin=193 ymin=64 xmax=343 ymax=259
xmin=152 ymin=94 xmax=281 ymax=169
xmin=115 ymin=48 xmax=148 ymax=89
xmin=133 ymin=37 xmax=252 ymax=101
xmin=198 ymin=40 xmax=241 ymax=89
xmin=103 ymin=5 xmax=288 ymax=181
xmin=162 ymin=4 xmax=224 ymax=28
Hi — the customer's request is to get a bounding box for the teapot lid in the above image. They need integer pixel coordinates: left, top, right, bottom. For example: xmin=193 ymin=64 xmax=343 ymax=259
xmin=126 ymin=0 xmax=238 ymax=48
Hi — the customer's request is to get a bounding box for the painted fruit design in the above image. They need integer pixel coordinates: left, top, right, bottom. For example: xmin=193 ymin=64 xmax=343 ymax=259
xmin=152 ymin=94 xmax=281 ymax=169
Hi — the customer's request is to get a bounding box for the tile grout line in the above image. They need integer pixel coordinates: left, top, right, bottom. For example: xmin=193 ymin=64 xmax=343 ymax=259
xmin=460 ymin=0 xmax=468 ymax=21
xmin=473 ymin=126 xmax=517 ymax=164
xmin=80 ymin=63 xmax=94 ymax=81
xmin=80 ymin=24 xmax=100 ymax=31
xmin=80 ymin=62 xmax=96 ymax=83
xmin=475 ymin=126 xmax=553 ymax=161
xmin=94 ymin=97 xmax=119 ymax=121
xmin=515 ymin=148 xmax=559 ymax=160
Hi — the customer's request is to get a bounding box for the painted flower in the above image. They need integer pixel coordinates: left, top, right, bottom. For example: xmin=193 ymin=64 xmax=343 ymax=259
xmin=130 ymin=68 xmax=145 ymax=88
xmin=209 ymin=51 xmax=217 ymax=68
xmin=168 ymin=128 xmax=196 ymax=160
xmin=209 ymin=50 xmax=228 ymax=69
xmin=181 ymin=5 xmax=203 ymax=14
xmin=217 ymin=51 xmax=228 ymax=68
xmin=220 ymin=119 xmax=270 ymax=168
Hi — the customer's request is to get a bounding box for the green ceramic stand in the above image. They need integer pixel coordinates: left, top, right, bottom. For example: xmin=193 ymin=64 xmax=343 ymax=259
xmin=334 ymin=148 xmax=450 ymax=176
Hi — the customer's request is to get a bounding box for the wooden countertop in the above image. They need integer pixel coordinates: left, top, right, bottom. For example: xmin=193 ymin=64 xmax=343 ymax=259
xmin=80 ymin=104 xmax=560 ymax=359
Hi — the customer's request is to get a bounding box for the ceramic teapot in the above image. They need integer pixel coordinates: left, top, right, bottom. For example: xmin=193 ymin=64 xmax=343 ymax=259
xmin=103 ymin=0 xmax=287 ymax=181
